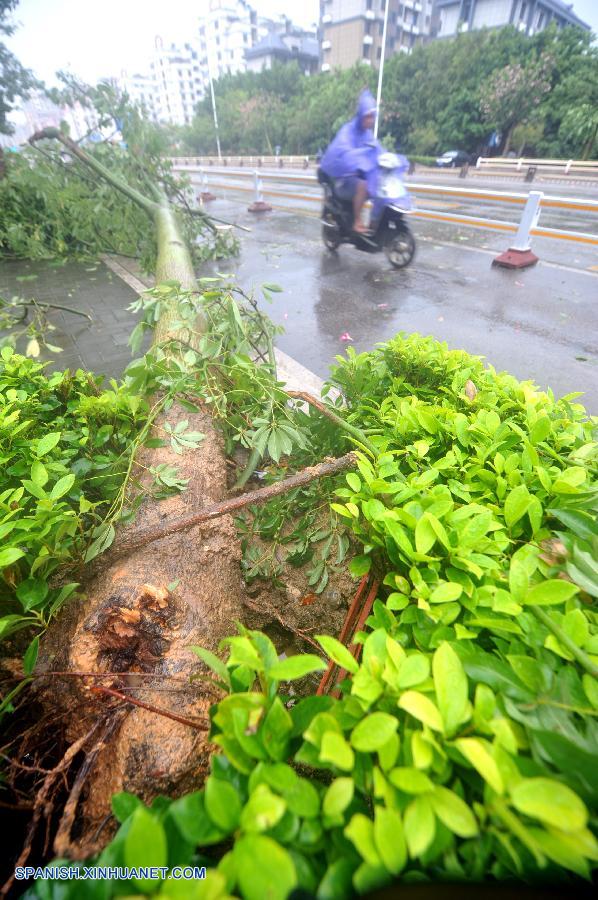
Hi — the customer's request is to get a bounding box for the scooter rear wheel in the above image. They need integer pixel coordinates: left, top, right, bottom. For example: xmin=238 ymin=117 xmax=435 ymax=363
xmin=385 ymin=227 xmax=415 ymax=269
xmin=322 ymin=212 xmax=341 ymax=251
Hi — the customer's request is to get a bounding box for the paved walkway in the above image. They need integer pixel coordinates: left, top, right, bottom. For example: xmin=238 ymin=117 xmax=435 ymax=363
xmin=0 ymin=258 xmax=144 ymax=379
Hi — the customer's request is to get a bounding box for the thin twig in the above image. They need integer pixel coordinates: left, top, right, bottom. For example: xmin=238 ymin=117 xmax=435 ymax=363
xmin=90 ymin=685 xmax=209 ymax=730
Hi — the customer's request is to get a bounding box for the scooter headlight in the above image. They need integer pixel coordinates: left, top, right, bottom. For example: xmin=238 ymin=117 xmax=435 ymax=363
xmin=379 ymin=174 xmax=405 ymax=199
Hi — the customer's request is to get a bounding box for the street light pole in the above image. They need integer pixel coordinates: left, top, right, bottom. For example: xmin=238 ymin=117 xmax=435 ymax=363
xmin=374 ymin=0 xmax=390 ymax=139
xmin=206 ymin=52 xmax=222 ymax=160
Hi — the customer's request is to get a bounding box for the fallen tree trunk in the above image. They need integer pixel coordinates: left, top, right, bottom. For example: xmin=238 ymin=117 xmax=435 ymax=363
xmin=29 ymin=128 xmax=245 ymax=857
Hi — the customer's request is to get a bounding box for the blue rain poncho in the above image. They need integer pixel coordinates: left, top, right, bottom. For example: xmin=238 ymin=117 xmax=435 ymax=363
xmin=320 ymin=90 xmax=382 ymax=187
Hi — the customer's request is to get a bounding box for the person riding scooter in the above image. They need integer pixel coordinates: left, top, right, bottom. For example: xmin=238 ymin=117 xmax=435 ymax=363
xmin=319 ymin=89 xmax=381 ymax=235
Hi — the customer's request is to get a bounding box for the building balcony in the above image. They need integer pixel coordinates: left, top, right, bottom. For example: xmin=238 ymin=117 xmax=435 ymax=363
xmin=322 ymin=13 xmax=331 ymax=24
xmin=365 ymin=10 xmax=375 ymax=19
xmin=322 ymin=40 xmax=331 ymax=50
xmin=321 ymin=62 xmax=331 ymax=72
xmin=363 ymin=34 xmax=373 ymax=44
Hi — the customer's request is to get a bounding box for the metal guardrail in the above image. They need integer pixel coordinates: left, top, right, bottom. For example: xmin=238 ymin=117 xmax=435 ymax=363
xmin=172 ymin=162 xmax=598 ymax=249
xmin=476 ymin=156 xmax=598 ymax=177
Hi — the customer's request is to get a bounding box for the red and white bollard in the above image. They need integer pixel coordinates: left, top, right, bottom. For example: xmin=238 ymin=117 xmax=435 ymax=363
xmin=198 ymin=168 xmax=216 ymax=202
xmin=248 ymin=170 xmax=272 ymax=213
xmin=493 ymin=190 xmax=543 ymax=269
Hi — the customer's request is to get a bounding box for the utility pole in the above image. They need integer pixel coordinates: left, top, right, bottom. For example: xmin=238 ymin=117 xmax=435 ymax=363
xmin=374 ymin=0 xmax=390 ymax=139
xmin=206 ymin=52 xmax=222 ymax=160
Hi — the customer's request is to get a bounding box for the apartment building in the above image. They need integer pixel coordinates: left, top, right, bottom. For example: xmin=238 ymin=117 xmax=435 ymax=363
xmin=198 ymin=0 xmax=263 ymax=82
xmin=245 ymin=17 xmax=319 ymax=75
xmin=433 ymin=0 xmax=590 ymax=38
xmin=320 ymin=0 xmax=435 ymax=71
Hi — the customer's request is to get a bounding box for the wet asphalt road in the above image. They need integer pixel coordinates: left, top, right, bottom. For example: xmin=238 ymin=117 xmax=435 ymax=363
xmin=198 ymin=194 xmax=598 ymax=413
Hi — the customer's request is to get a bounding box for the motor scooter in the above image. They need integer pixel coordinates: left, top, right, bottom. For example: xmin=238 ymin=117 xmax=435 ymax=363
xmin=318 ymin=152 xmax=416 ymax=269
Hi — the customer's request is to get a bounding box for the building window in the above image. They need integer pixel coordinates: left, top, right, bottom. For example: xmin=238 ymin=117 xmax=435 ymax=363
xmin=377 ymin=46 xmax=382 ymax=60
xmin=366 ymin=0 xmax=372 ymax=8
xmin=519 ymin=2 xmax=528 ymax=20
xmin=363 ymin=43 xmax=370 ymax=58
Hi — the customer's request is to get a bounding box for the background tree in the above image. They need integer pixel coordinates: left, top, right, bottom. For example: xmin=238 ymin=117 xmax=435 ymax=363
xmin=479 ymin=52 xmax=554 ymax=153
xmin=0 ymin=0 xmax=36 ymax=136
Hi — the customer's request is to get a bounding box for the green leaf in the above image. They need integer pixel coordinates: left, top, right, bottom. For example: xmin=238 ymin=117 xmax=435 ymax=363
xmin=349 ymin=554 xmax=372 ymax=578
xmin=320 ymin=732 xmax=355 ymax=771
xmin=0 ymin=547 xmax=25 ymax=569
xmin=530 ymin=416 xmax=551 ymax=444
xmin=23 ymin=635 xmax=39 ymax=675
xmin=429 ymin=582 xmax=462 ymax=604
xmin=84 ymin=523 xmax=115 ymax=563
xmin=16 ymin=578 xmax=48 ymax=611
xmin=316 ymin=635 xmax=358 ymax=674
xmin=168 ymin=791 xmax=225 ymax=845
xmin=111 ymin=792 xmax=142 ymax=823
xmin=234 ymin=834 xmax=297 ymax=900
xmin=49 ymin=473 xmax=75 ymax=500
xmin=344 ymin=813 xmax=381 ymax=866
xmin=389 ymin=767 xmax=434 ymax=795
xmin=205 ymin=774 xmax=242 ymax=832
xmin=36 ymin=432 xmax=61 ymax=457
xmin=504 ymin=484 xmax=531 ymax=527
xmin=124 ymin=807 xmax=167 ymax=881
xmin=510 ymin=778 xmax=588 ymax=833
xmin=454 ymin=738 xmax=504 ymax=794
xmin=323 ymin=777 xmax=354 ymax=818
xmin=397 ymin=653 xmax=430 ymax=688
xmin=374 ymin=806 xmax=407 ymax=875
xmin=350 ymin=713 xmax=398 ymax=753
xmin=433 ymin=642 xmax=469 ymax=736
xmin=415 ymin=515 xmax=436 ymax=554
xmin=398 ymin=691 xmax=444 ymax=732
xmin=269 ymin=654 xmax=326 ymax=681
xmin=430 ymin=785 xmax=478 ymax=837
xmin=262 ymin=282 xmax=283 ymax=292
xmin=261 ymin=697 xmax=292 ymax=761
xmin=30 ymin=461 xmax=48 ymax=487
xmin=190 ymin=645 xmax=231 ymax=689
xmin=524 ymin=579 xmax=579 ymax=606
xmin=404 ymin=796 xmax=436 ymax=857
xmin=240 ymin=783 xmax=286 ymax=833
xmin=346 ymin=473 xmax=361 ymax=493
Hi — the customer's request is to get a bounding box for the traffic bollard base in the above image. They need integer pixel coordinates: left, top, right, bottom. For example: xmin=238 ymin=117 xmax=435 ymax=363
xmin=248 ymin=200 xmax=272 ymax=213
xmin=492 ymin=248 xmax=539 ymax=269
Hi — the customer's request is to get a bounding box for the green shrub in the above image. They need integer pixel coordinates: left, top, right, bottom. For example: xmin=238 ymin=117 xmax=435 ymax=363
xmin=23 ymin=334 xmax=598 ymax=897
xmin=0 ymin=348 xmax=146 ymax=681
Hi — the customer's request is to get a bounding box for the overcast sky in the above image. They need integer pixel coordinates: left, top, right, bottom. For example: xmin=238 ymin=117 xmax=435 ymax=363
xmin=5 ymin=0 xmax=597 ymax=86
xmin=6 ymin=0 xmax=320 ymax=84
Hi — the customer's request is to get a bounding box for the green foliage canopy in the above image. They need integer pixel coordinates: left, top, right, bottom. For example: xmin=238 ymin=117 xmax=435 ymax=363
xmin=180 ymin=25 xmax=597 ymax=160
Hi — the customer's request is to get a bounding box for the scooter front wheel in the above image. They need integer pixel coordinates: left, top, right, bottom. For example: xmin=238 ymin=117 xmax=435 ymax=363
xmin=385 ymin=227 xmax=416 ymax=269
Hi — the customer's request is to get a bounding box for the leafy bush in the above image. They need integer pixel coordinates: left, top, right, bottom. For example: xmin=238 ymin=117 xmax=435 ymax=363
xmin=24 ymin=334 xmax=597 ymax=898
xmin=0 ymin=347 xmax=146 ymax=679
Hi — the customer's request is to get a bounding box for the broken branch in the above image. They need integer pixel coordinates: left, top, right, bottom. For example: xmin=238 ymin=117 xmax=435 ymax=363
xmin=114 ymin=452 xmax=357 ymax=557
xmin=286 ymin=391 xmax=377 ymax=455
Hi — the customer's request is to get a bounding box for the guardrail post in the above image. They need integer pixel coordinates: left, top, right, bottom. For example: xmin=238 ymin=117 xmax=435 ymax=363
xmin=493 ymin=190 xmax=543 ymax=269
xmin=248 ymin=169 xmax=272 ymax=213
xmin=198 ymin=167 xmax=216 ymax=202
xmin=565 ymin=159 xmax=572 ymax=174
